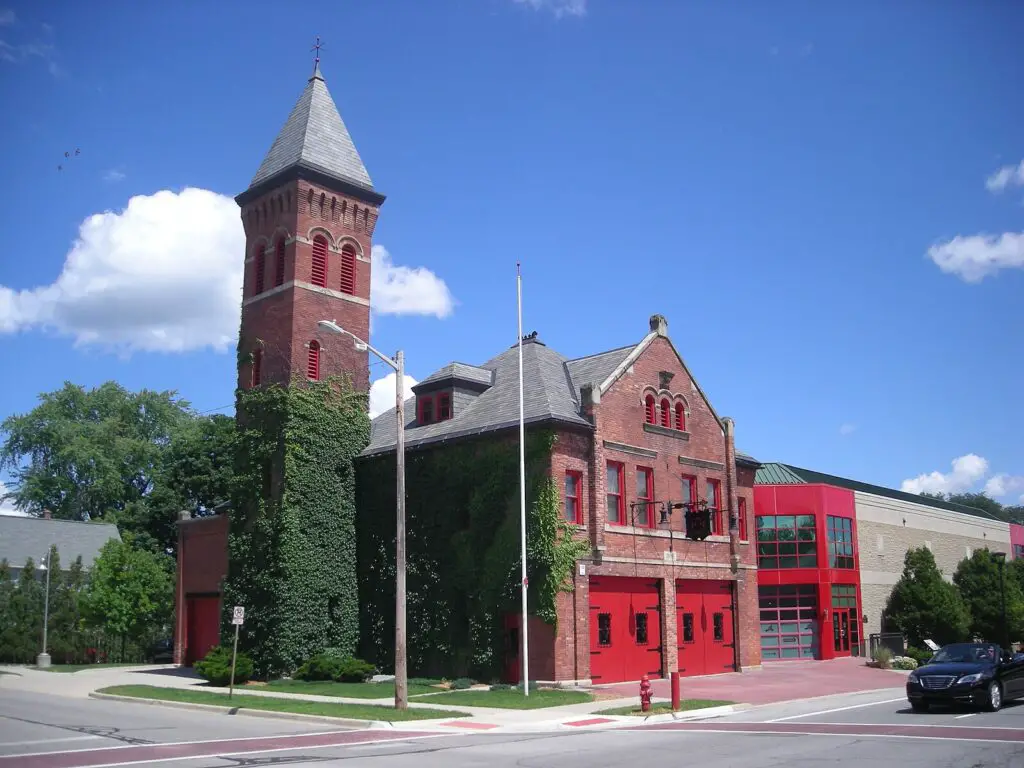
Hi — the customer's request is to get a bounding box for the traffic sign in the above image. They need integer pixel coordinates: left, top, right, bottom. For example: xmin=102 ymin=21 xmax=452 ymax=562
xmin=232 ymin=606 xmax=245 ymax=625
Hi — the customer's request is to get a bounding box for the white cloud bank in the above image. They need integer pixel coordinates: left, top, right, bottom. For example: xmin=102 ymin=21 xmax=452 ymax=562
xmin=368 ymin=371 xmax=419 ymax=419
xmin=512 ymin=0 xmax=587 ymax=18
xmin=0 ymin=188 xmax=455 ymax=354
xmin=0 ymin=480 xmax=29 ymax=516
xmin=986 ymin=160 xmax=1024 ymax=194
xmin=901 ymin=454 xmax=1024 ymax=504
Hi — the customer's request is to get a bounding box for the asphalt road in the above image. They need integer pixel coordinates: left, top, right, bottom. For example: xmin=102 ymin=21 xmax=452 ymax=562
xmin=2 ymin=687 xmax=1023 ymax=767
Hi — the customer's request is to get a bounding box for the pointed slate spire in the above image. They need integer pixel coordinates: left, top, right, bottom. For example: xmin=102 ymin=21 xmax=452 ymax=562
xmin=246 ymin=64 xmax=377 ymax=197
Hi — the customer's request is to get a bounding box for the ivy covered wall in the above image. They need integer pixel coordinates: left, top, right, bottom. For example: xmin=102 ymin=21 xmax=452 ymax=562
xmin=355 ymin=427 xmax=589 ymax=681
xmin=224 ymin=375 xmax=369 ymax=677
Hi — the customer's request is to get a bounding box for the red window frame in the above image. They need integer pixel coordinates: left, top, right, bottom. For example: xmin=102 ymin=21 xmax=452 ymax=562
xmin=706 ymin=478 xmax=722 ymax=535
xmin=564 ymin=470 xmax=582 ymax=524
xmin=311 ymin=236 xmax=328 ymax=288
xmin=251 ymin=349 xmax=262 ymax=387
xmin=274 ymin=238 xmax=286 ymax=287
xmin=660 ymin=398 xmax=671 ymax=427
xmin=644 ymin=394 xmax=656 ymax=424
xmin=737 ymin=497 xmax=748 ymax=541
xmin=254 ymin=245 xmax=266 ymax=294
xmin=674 ymin=402 xmax=685 ymax=431
xmin=418 ymin=395 xmax=434 ymax=425
xmin=306 ymin=340 xmax=321 ymax=380
xmin=340 ymin=244 xmax=356 ymax=295
xmin=635 ymin=466 xmax=654 ymax=528
xmin=606 ymin=461 xmax=624 ymax=525
xmin=437 ymin=392 xmax=452 ymax=421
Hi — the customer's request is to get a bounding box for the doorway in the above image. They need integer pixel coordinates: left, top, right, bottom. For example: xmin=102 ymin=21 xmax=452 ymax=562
xmin=832 ymin=608 xmax=851 ymax=655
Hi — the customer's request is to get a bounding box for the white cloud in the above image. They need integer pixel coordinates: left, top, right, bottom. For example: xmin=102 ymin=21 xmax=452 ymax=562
xmin=103 ymin=168 xmax=126 ymax=183
xmin=926 ymin=232 xmax=1024 ymax=283
xmin=0 ymin=480 xmax=29 ymax=516
xmin=512 ymin=0 xmax=587 ymax=18
xmin=0 ymin=188 xmax=455 ymax=355
xmin=371 ymin=245 xmax=454 ymax=318
xmin=900 ymin=453 xmax=989 ymax=496
xmin=986 ymin=160 xmax=1024 ymax=194
xmin=369 ymin=372 xmax=419 ymax=419
xmin=984 ymin=473 xmax=1024 ymax=500
xmin=839 ymin=423 xmax=857 ymax=436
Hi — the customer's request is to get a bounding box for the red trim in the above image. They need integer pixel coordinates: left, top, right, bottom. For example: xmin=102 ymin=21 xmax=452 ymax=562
xmin=606 ymin=461 xmax=624 ymax=525
xmin=340 ymin=244 xmax=356 ymax=295
xmin=274 ymin=239 xmax=285 ymax=287
xmin=251 ymin=349 xmax=262 ymax=387
xmin=644 ymin=394 xmax=656 ymax=424
xmin=307 ymin=340 xmax=321 ymax=380
xmin=564 ymin=470 xmax=582 ymax=524
xmin=437 ymin=392 xmax=452 ymax=421
xmin=737 ymin=497 xmax=748 ymax=541
xmin=659 ymin=398 xmax=671 ymax=428
xmin=254 ymin=245 xmax=266 ymax=294
xmin=706 ymin=478 xmax=722 ymax=535
xmin=635 ymin=466 xmax=654 ymax=528
xmin=418 ymin=395 xmax=434 ymax=424
xmin=674 ymin=401 xmax=685 ymax=431
xmin=311 ymin=236 xmax=328 ymax=287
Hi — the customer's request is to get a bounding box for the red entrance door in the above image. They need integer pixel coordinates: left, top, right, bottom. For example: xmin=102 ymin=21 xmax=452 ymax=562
xmin=185 ymin=596 xmax=221 ymax=665
xmin=589 ymin=576 xmax=663 ymax=684
xmin=675 ymin=580 xmax=735 ymax=677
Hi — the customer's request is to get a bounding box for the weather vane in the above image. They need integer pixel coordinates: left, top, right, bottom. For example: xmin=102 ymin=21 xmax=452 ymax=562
xmin=311 ymin=35 xmax=323 ymax=73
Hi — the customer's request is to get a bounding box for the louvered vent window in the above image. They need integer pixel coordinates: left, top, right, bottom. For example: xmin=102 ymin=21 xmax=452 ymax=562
xmin=311 ymin=236 xmax=328 ymax=287
xmin=307 ymin=341 xmax=321 ymax=380
xmin=340 ymin=244 xmax=356 ymax=295
xmin=254 ymin=245 xmax=266 ymax=295
xmin=274 ymin=239 xmax=286 ymax=287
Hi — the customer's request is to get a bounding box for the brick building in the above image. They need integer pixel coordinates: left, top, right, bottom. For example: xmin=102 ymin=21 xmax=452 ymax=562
xmin=362 ymin=316 xmax=763 ymax=684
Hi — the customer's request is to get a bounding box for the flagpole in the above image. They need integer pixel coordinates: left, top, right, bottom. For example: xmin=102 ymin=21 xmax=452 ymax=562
xmin=517 ymin=261 xmax=530 ymax=697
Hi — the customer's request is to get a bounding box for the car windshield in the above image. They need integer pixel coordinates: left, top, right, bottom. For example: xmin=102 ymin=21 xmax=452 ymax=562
xmin=930 ymin=643 xmax=998 ymax=663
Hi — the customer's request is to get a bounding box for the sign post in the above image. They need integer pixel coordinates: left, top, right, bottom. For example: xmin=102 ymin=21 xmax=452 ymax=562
xmin=229 ymin=606 xmax=245 ymax=700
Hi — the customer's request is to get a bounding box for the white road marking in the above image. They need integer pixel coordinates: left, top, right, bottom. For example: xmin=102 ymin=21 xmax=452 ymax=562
xmin=636 ymin=727 xmax=1024 ymax=744
xmin=0 ymin=736 xmax=104 ymax=747
xmin=955 ymin=713 xmax=978 ymax=719
xmin=766 ymin=697 xmax=906 ymax=722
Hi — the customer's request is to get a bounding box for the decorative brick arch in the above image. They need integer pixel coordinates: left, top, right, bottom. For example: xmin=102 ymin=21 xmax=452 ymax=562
xmin=270 ymin=225 xmax=292 ymax=244
xmin=306 ymin=226 xmax=336 ymax=249
xmin=335 ymin=235 xmax=364 ymax=257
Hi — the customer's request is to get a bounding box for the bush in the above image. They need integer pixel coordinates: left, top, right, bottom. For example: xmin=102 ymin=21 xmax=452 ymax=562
xmin=489 ymin=683 xmax=515 ymax=691
xmin=904 ymin=646 xmax=934 ymax=666
xmin=450 ymin=677 xmax=476 ymax=690
xmin=891 ymin=656 xmax=918 ymax=670
xmin=294 ymin=653 xmax=375 ymax=683
xmin=409 ymin=677 xmax=442 ymax=687
xmin=871 ymin=646 xmax=893 ymax=670
xmin=334 ymin=656 xmax=376 ymax=683
xmin=194 ymin=645 xmax=254 ymax=687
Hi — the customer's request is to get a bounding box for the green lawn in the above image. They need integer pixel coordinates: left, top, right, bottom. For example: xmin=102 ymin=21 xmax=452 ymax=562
xmin=42 ymin=663 xmax=146 ymax=673
xmin=594 ymin=700 xmax=734 ymax=716
xmin=260 ymin=679 xmax=440 ymax=699
xmin=412 ymin=688 xmax=594 ymax=709
xmin=97 ymin=685 xmax=470 ymax=721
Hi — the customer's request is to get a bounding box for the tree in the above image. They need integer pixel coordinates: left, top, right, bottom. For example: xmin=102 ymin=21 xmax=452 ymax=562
xmin=883 ymin=547 xmax=970 ymax=648
xmin=83 ymin=536 xmax=174 ymax=654
xmin=946 ymin=493 xmax=1009 ymax=522
xmin=1004 ymin=505 xmax=1024 ymax=525
xmin=953 ymin=549 xmax=1024 ymax=645
xmin=0 ymin=557 xmax=44 ymax=663
xmin=48 ymin=555 xmax=89 ymax=664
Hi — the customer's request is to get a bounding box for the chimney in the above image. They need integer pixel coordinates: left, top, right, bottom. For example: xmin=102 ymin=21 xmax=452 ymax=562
xmin=42 ymin=509 xmax=52 ymax=520
xmin=649 ymin=314 xmax=668 ymax=336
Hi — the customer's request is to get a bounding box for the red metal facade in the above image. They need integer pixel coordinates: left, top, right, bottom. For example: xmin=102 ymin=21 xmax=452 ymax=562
xmin=754 ymin=484 xmax=862 ymax=661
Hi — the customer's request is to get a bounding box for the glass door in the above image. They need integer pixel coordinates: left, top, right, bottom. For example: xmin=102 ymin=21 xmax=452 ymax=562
xmin=832 ymin=609 xmax=850 ymax=654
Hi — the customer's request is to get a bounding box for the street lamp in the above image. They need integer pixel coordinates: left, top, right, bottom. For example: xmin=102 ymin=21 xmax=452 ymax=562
xmin=37 ymin=545 xmax=53 ymax=668
xmin=318 ymin=319 xmax=408 ymax=711
xmin=993 ymin=551 xmax=1008 ymax=653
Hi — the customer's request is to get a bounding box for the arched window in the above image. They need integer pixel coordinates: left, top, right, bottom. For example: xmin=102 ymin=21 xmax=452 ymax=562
xmin=660 ymin=398 xmax=671 ymax=428
xmin=274 ymin=238 xmax=286 ymax=287
xmin=675 ymin=401 xmax=686 ymax=431
xmin=644 ymin=394 xmax=656 ymax=424
xmin=307 ymin=340 xmax=321 ymax=380
xmin=251 ymin=349 xmax=262 ymax=387
xmin=311 ymin=235 xmax=328 ymax=287
xmin=340 ymin=244 xmax=356 ymax=295
xmin=254 ymin=244 xmax=266 ymax=295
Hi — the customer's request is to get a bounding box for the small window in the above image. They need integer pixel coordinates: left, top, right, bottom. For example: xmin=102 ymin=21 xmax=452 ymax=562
xmin=274 ymin=238 xmax=286 ymax=287
xmin=644 ymin=394 xmax=656 ymax=424
xmin=564 ymin=470 xmax=581 ymax=524
xmin=254 ymin=245 xmax=266 ymax=294
xmin=251 ymin=349 xmax=262 ymax=387
xmin=598 ymin=613 xmax=612 ymax=646
xmin=311 ymin=235 xmax=328 ymax=287
xmin=707 ymin=479 xmax=722 ymax=535
xmin=674 ymin=402 xmax=685 ymax=431
xmin=635 ymin=612 xmax=649 ymax=645
xmin=738 ymin=497 xmax=748 ymax=541
xmin=437 ymin=392 xmax=452 ymax=421
xmin=306 ymin=340 xmax=321 ymax=380
xmin=681 ymin=612 xmax=694 ymax=643
xmin=635 ymin=467 xmax=653 ymax=527
xmin=660 ymin=398 xmax=671 ymax=427
xmin=713 ymin=612 xmax=724 ymax=642
xmin=419 ymin=396 xmax=434 ymax=425
xmin=606 ymin=462 xmax=624 ymax=524
xmin=340 ymin=244 xmax=356 ymax=295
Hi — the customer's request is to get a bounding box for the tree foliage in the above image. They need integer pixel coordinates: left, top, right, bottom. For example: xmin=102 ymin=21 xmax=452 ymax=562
xmin=915 ymin=490 xmax=1024 ymax=524
xmin=883 ymin=547 xmax=970 ymax=647
xmin=952 ymin=549 xmax=1024 ymax=644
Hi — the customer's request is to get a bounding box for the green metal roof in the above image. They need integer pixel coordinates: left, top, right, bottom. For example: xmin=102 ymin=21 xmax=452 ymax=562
xmin=755 ymin=462 xmax=1003 ymax=522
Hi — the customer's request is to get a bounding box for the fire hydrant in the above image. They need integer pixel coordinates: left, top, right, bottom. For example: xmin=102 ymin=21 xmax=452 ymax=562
xmin=639 ymin=674 xmax=652 ymax=712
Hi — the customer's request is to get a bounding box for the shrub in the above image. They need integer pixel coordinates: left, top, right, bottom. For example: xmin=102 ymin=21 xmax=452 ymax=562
xmin=194 ymin=645 xmax=254 ymax=687
xmin=450 ymin=677 xmax=476 ymax=690
xmin=904 ymin=646 xmax=934 ymax=666
xmin=334 ymin=656 xmax=376 ymax=683
xmin=489 ymin=683 xmax=515 ymax=691
xmin=294 ymin=654 xmax=345 ymax=682
xmin=871 ymin=646 xmax=893 ymax=670
xmin=891 ymin=656 xmax=918 ymax=670
xmin=409 ymin=677 xmax=442 ymax=687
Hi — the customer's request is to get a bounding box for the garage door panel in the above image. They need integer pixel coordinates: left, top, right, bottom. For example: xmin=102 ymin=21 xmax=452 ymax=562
xmin=589 ymin=577 xmax=663 ymax=683
xmin=675 ymin=579 xmax=736 ymax=678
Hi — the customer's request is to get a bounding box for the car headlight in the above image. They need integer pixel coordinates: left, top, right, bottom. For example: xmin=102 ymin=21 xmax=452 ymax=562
xmin=957 ymin=673 xmax=984 ymax=684
xmin=908 ymin=671 xmax=920 ymax=682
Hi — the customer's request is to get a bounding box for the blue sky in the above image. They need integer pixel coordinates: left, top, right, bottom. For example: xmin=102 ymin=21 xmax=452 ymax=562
xmin=1 ymin=0 xmax=1022 ymax=508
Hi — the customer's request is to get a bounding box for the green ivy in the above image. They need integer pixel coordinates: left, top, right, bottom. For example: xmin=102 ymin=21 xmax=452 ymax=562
xmin=355 ymin=428 xmax=589 ymax=681
xmin=223 ymin=374 xmax=369 ymax=678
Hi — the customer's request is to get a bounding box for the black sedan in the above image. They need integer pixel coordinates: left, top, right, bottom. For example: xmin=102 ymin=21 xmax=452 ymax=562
xmin=906 ymin=642 xmax=1024 ymax=712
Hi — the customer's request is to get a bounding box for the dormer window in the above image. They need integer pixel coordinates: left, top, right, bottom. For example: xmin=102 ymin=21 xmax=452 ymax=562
xmin=438 ymin=392 xmax=452 ymax=421
xmin=419 ymin=396 xmax=434 ymax=425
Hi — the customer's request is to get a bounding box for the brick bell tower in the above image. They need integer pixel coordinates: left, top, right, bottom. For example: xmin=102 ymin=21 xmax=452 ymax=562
xmin=235 ymin=59 xmax=385 ymax=393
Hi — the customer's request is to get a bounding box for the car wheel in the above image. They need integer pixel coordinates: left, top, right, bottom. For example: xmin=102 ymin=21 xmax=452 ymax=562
xmin=910 ymin=700 xmax=929 ymax=713
xmin=983 ymin=682 xmax=1002 ymax=712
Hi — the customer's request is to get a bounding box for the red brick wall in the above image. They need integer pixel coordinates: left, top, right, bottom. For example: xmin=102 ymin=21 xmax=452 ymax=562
xmin=174 ymin=515 xmax=229 ymax=665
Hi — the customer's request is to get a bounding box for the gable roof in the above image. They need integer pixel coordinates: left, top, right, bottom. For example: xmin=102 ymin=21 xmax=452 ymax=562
xmin=415 ymin=362 xmax=494 ymax=390
xmin=246 ymin=63 xmax=376 ymax=197
xmin=755 ymin=462 xmax=1003 ymax=522
xmin=0 ymin=516 xmax=121 ymax=570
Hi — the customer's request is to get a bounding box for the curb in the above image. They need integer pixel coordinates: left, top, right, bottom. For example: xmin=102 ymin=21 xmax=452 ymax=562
xmin=592 ymin=702 xmax=749 ymax=726
xmin=88 ymin=692 xmax=396 ymax=729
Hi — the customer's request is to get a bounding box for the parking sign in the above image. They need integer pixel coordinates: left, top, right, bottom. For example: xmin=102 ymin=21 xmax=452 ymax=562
xmin=232 ymin=606 xmax=245 ymax=625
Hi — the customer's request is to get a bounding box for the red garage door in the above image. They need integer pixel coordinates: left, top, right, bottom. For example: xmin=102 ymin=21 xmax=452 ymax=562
xmin=185 ymin=596 xmax=221 ymax=665
xmin=589 ymin=576 xmax=662 ymax=684
xmin=675 ymin=579 xmax=735 ymax=677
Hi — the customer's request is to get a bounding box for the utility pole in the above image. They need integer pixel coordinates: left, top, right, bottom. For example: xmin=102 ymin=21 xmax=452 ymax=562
xmin=37 ymin=545 xmax=52 ymax=668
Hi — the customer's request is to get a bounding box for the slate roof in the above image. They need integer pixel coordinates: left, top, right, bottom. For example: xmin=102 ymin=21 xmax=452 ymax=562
xmin=564 ymin=345 xmax=634 ymax=394
xmin=415 ymin=362 xmax=493 ymax=390
xmin=0 ymin=516 xmax=121 ymax=571
xmin=755 ymin=462 xmax=1003 ymax=522
xmin=249 ymin=63 xmax=375 ymax=194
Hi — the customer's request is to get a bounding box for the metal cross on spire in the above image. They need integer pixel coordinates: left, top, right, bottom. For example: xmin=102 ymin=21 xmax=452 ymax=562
xmin=311 ymin=35 xmax=323 ymax=74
